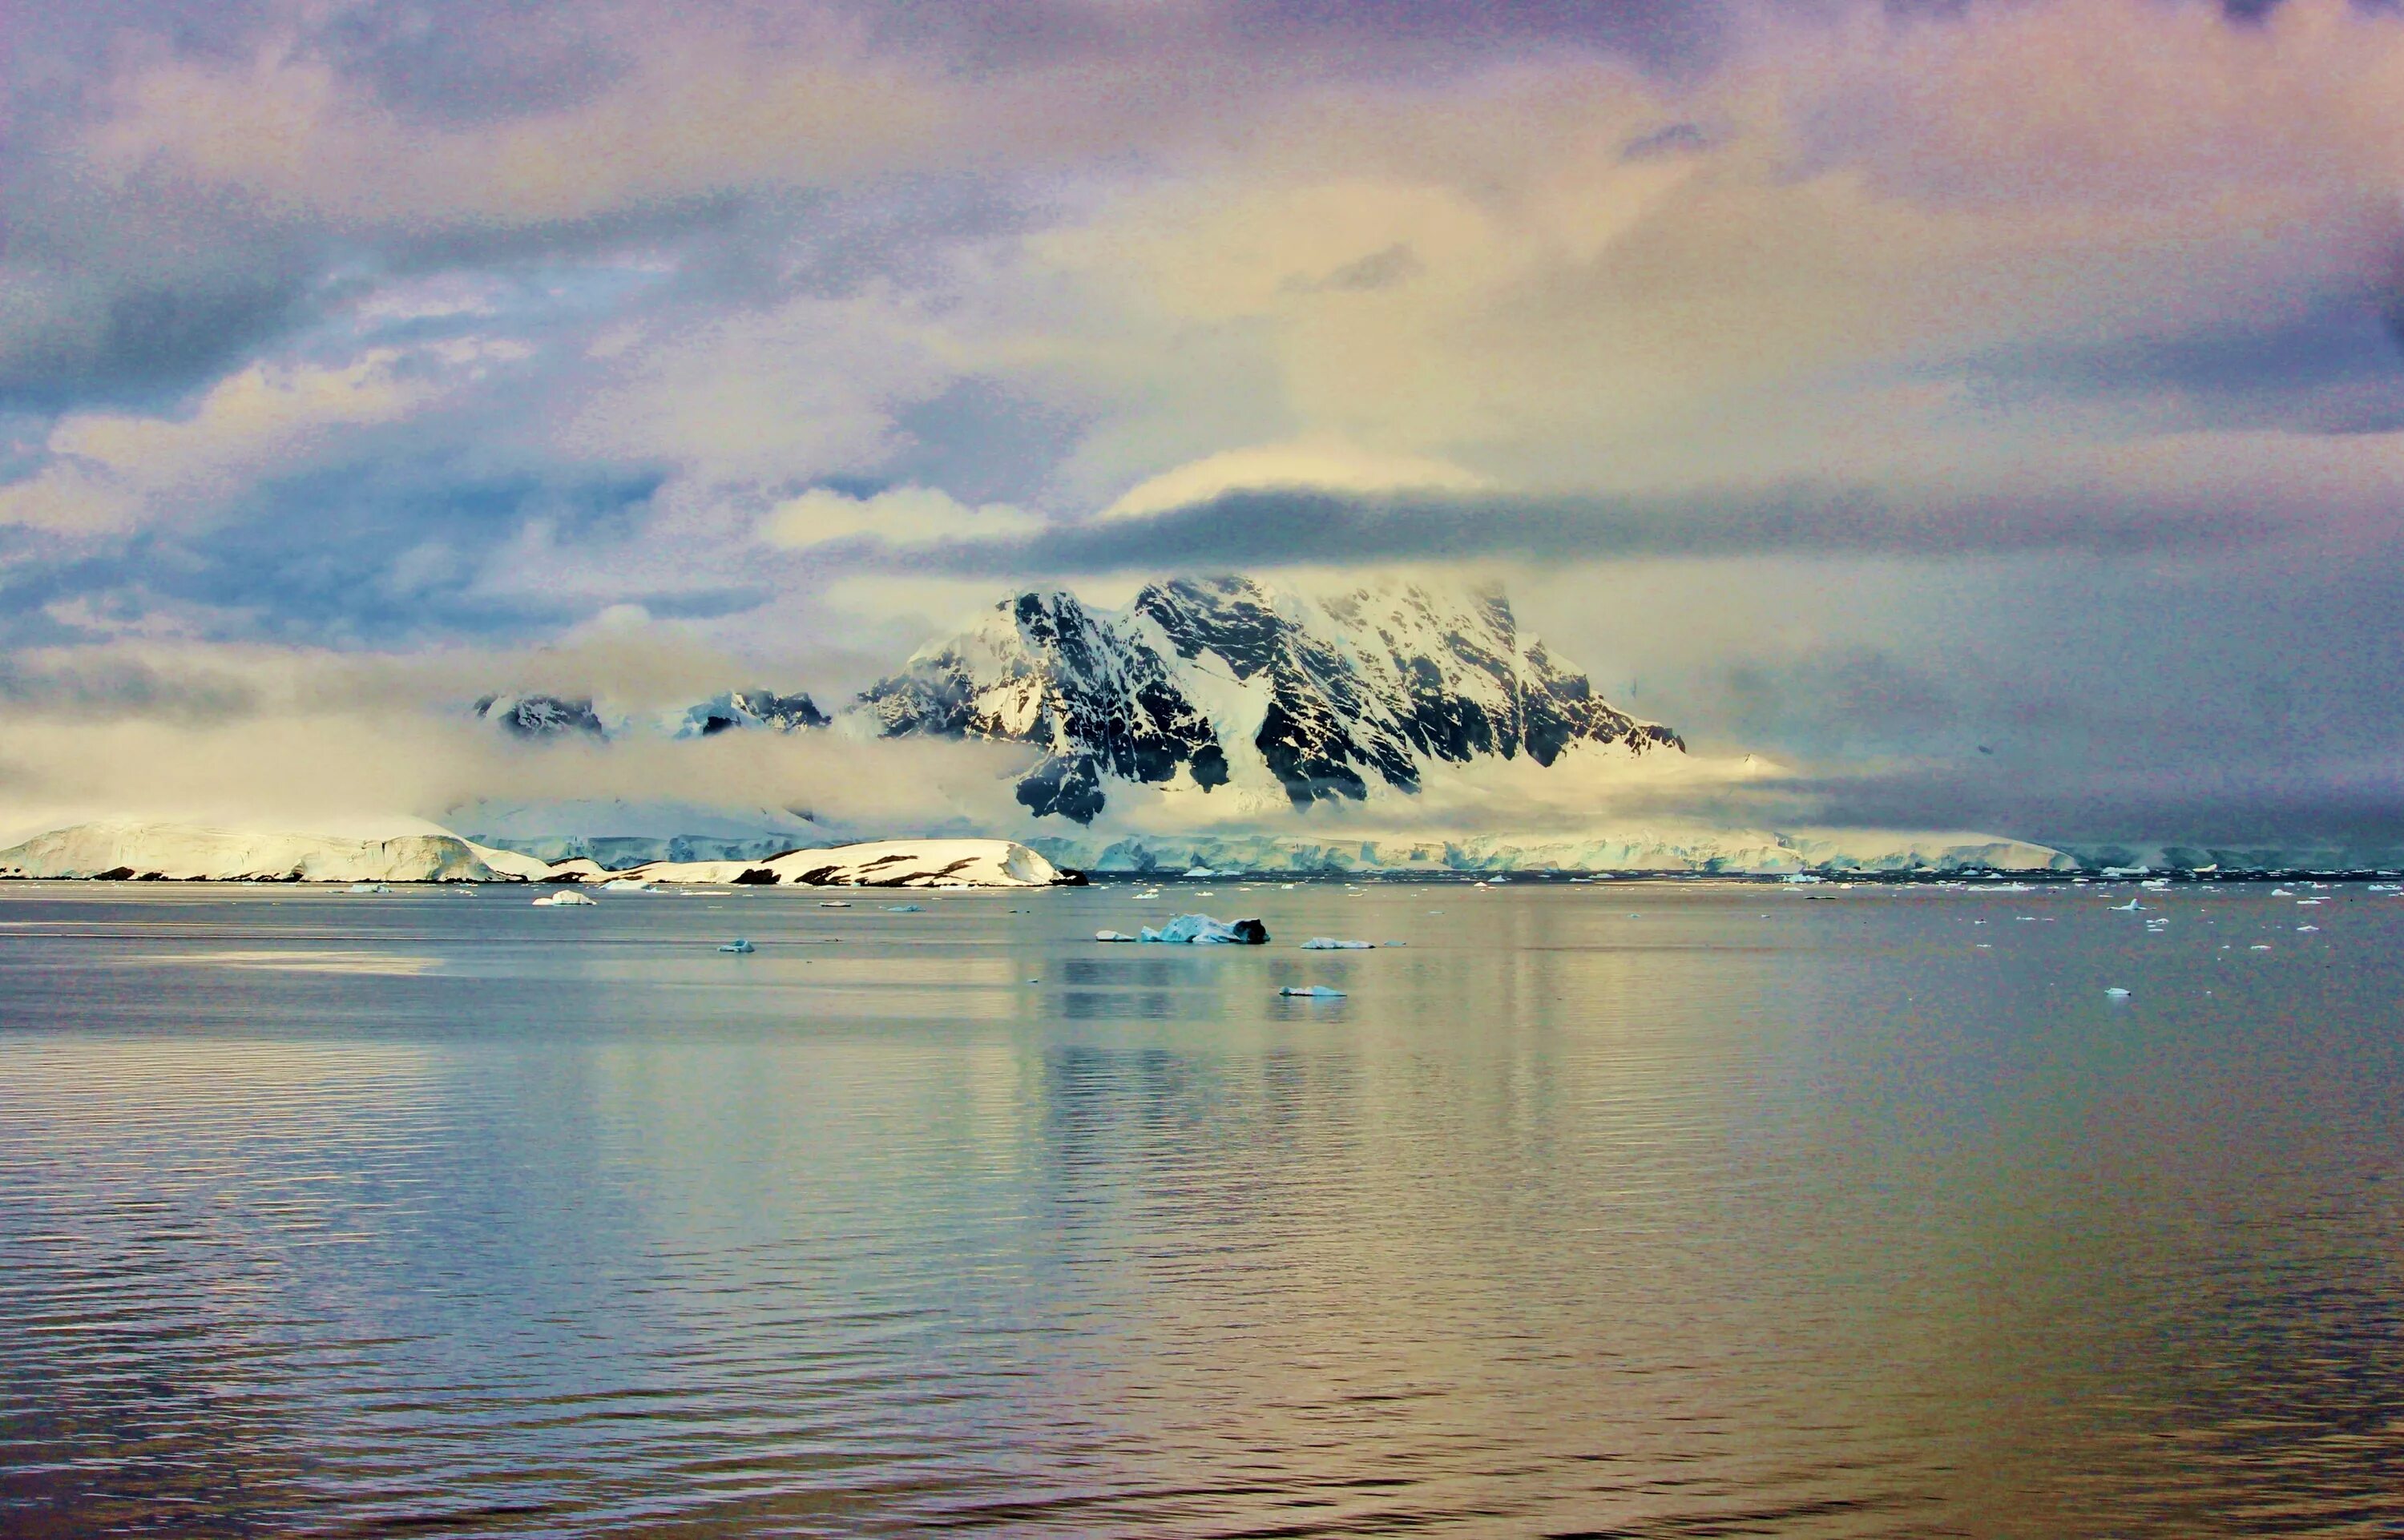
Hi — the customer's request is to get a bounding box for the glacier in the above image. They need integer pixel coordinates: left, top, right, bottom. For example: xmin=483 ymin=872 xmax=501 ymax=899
xmin=0 ymin=822 xmax=1072 ymax=888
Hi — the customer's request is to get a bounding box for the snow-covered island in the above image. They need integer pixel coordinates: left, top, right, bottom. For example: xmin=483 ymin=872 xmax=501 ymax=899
xmin=0 ymin=822 xmax=1078 ymax=889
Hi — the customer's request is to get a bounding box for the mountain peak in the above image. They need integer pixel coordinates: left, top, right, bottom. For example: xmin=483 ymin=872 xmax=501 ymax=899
xmin=861 ymin=573 xmax=1679 ymax=823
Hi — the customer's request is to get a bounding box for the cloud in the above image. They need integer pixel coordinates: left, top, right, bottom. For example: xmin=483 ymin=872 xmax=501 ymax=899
xmin=77 ymin=18 xmax=946 ymax=232
xmin=762 ymin=485 xmax=1043 ymax=551
xmin=0 ymin=341 xmax=532 ymax=534
xmin=911 ymin=478 xmax=2271 ymax=577
xmin=1100 ymin=439 xmax=1486 ymax=520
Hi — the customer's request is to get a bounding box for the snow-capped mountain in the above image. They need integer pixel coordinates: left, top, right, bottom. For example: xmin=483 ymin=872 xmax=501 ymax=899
xmin=857 ymin=575 xmax=1681 ymax=824
xmin=673 ymin=690 xmax=830 ymax=738
xmin=473 ymin=693 xmax=610 ymax=740
xmin=437 ymin=574 xmax=2077 ymax=873
xmin=473 ymin=689 xmax=830 ymax=741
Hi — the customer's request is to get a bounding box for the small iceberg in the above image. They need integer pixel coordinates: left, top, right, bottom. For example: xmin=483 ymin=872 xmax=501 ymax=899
xmin=2111 ymin=899 xmax=2143 ymax=911
xmin=818 ymin=901 xmax=852 ymax=909
xmin=1278 ymin=985 xmax=1346 ymax=998
xmin=1181 ymin=866 xmax=1218 ymax=879
xmin=2104 ymin=986 xmax=2132 ymax=998
xmin=1300 ymin=937 xmax=1373 ymax=950
xmin=345 ymin=882 xmax=392 ymax=894
xmin=885 ymin=903 xmax=924 ymax=913
xmin=532 ymin=890 xmax=595 ymax=906
xmin=603 ymin=879 xmax=653 ymax=893
xmin=719 ymin=938 xmax=756 ymax=953
xmin=1095 ymin=929 xmax=1137 ymax=942
xmin=1138 ymin=913 xmax=1269 ymax=945
xmin=2297 ymin=925 xmax=2320 ymax=933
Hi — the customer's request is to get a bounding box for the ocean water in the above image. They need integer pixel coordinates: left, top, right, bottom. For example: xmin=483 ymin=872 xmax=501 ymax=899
xmin=2 ymin=878 xmax=2401 ymax=1538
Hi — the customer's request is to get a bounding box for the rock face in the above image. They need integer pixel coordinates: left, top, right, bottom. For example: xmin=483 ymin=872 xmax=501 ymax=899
xmin=475 ymin=690 xmax=831 ymax=742
xmin=671 ymin=691 xmax=831 ymax=738
xmin=858 ymin=575 xmax=1681 ymax=823
xmin=474 ymin=694 xmax=608 ymax=740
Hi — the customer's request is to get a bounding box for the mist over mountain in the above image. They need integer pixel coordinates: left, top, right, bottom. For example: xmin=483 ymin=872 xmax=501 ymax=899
xmin=439 ymin=574 xmax=2069 ymax=874
xmin=475 ymin=574 xmax=1688 ymax=828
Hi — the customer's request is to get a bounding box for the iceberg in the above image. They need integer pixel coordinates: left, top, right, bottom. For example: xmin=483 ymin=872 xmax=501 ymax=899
xmin=1095 ymin=929 xmax=1138 ymax=942
xmin=1278 ymin=986 xmax=1346 ymax=998
xmin=532 ymin=890 xmax=595 ymax=907
xmin=1137 ymin=913 xmax=1269 ymax=945
xmin=1299 ymin=937 xmax=1373 ymax=949
xmin=719 ymin=938 xmax=756 ymax=953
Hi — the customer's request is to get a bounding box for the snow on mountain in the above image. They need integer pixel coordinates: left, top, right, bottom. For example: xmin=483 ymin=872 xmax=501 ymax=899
xmin=856 ymin=574 xmax=1682 ymax=824
xmin=426 ymin=574 xmax=2081 ymax=873
xmin=672 ymin=691 xmax=830 ymax=739
xmin=473 ymin=689 xmax=830 ymax=742
xmin=617 ymin=839 xmax=1069 ymax=888
xmin=1027 ymin=828 xmax=2070 ymax=876
xmin=473 ymin=693 xmax=610 ymax=740
xmin=446 ymin=798 xmax=833 ymax=867
xmin=0 ymin=821 xmax=547 ymax=882
xmin=0 ymin=821 xmax=1071 ymax=886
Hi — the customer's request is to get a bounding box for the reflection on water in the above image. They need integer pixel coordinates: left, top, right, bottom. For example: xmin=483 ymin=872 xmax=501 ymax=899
xmin=3 ymin=881 xmax=2402 ymax=1536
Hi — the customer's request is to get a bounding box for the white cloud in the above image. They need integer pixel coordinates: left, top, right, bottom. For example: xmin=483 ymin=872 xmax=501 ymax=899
xmin=1102 ymin=437 xmax=1487 ymax=519
xmin=762 ymin=484 xmax=1044 ymax=550
xmin=0 ymin=341 xmax=529 ymax=534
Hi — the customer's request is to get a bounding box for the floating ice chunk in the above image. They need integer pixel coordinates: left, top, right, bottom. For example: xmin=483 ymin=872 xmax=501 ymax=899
xmin=1095 ymin=929 xmax=1138 ymax=942
xmin=1279 ymin=986 xmax=1345 ymax=998
xmin=1300 ymin=937 xmax=1373 ymax=950
xmin=532 ymin=890 xmax=595 ymax=906
xmin=2110 ymin=899 xmax=2143 ymax=911
xmin=345 ymin=882 xmax=391 ymax=894
xmin=719 ymin=938 xmax=756 ymax=953
xmin=1181 ymin=867 xmax=1217 ymax=878
xmin=2272 ymin=889 xmax=2297 ymax=897
xmin=818 ymin=901 xmax=851 ymax=909
xmin=603 ymin=879 xmax=653 ymax=893
xmin=2251 ymin=943 xmax=2273 ymax=950
xmin=1138 ymin=913 xmax=1269 ymax=945
xmin=2297 ymin=925 xmax=2320 ymax=932
xmin=885 ymin=903 xmax=924 ymax=913
xmin=2104 ymin=987 xmax=2132 ymax=998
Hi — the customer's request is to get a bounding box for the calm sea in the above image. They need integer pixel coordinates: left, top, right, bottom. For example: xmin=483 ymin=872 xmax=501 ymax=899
xmin=2 ymin=878 xmax=2401 ymax=1537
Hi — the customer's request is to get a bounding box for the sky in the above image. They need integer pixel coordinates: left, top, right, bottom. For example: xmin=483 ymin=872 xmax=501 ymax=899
xmin=5 ymin=0 xmax=2404 ymax=856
